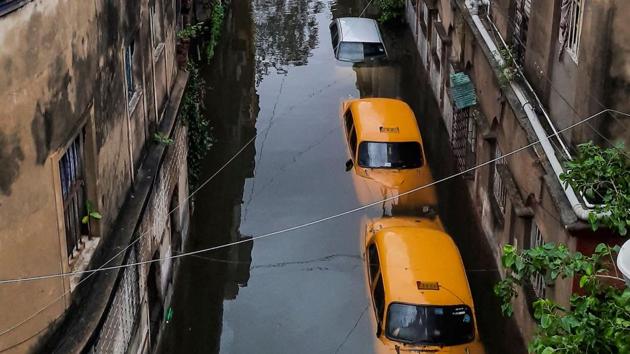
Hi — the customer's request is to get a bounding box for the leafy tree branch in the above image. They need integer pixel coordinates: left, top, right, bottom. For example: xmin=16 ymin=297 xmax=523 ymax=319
xmin=495 ymin=243 xmax=630 ymax=353
xmin=560 ymin=142 xmax=630 ymax=236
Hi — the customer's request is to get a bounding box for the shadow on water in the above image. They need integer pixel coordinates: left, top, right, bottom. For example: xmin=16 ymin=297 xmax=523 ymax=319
xmin=158 ymin=0 xmax=258 ymax=352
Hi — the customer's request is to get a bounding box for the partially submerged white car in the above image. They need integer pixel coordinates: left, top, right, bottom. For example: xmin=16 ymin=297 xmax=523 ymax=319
xmin=330 ymin=17 xmax=387 ymax=62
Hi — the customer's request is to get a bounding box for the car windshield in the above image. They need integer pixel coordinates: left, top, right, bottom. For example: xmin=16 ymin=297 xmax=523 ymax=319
xmin=386 ymin=303 xmax=475 ymax=346
xmin=337 ymin=42 xmax=386 ymax=62
xmin=358 ymin=142 xmax=423 ymax=169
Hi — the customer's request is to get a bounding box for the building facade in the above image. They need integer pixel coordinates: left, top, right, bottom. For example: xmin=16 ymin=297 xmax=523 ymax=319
xmin=405 ymin=0 xmax=629 ymax=340
xmin=0 ymin=0 xmax=193 ymax=352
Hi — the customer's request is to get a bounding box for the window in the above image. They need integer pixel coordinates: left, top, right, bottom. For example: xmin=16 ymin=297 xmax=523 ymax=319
xmin=349 ymin=129 xmax=357 ymax=156
xmin=529 ymin=223 xmax=546 ymax=298
xmin=337 ymin=42 xmax=386 ymax=62
xmin=358 ymin=142 xmax=424 ymax=169
xmin=59 ymin=130 xmax=88 ymax=260
xmin=124 ymin=41 xmax=136 ymax=101
xmin=373 ymin=276 xmax=386 ymax=324
xmin=510 ymin=0 xmax=531 ymax=66
xmin=151 ymin=1 xmax=165 ymax=48
xmin=491 ymin=144 xmax=507 ymax=214
xmin=451 ymin=108 xmax=477 ymax=178
xmin=330 ymin=22 xmax=339 ymax=50
xmin=367 ymin=243 xmax=380 ymax=284
xmin=561 ymin=0 xmax=584 ymax=62
xmin=386 ymin=304 xmax=475 ymax=346
xmin=344 ymin=110 xmax=353 ymax=135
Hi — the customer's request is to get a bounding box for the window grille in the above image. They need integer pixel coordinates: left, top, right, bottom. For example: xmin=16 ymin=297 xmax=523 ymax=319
xmin=491 ymin=144 xmax=507 ymax=213
xmin=124 ymin=42 xmax=135 ymax=100
xmin=59 ymin=130 xmax=88 ymax=259
xmin=451 ymin=107 xmax=477 ymax=178
xmin=510 ymin=0 xmax=531 ymax=66
xmin=88 ymin=246 xmax=140 ymax=353
xmin=565 ymin=0 xmax=583 ymax=60
xmin=529 ymin=223 xmax=546 ymax=298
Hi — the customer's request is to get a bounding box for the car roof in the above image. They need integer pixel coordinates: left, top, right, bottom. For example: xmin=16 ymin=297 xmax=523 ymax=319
xmin=372 ymin=218 xmax=474 ymax=307
xmin=346 ymin=98 xmax=422 ymax=143
xmin=337 ymin=17 xmax=382 ymax=43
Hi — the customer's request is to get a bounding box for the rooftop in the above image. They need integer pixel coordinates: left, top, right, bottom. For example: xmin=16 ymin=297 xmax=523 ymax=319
xmin=372 ymin=219 xmax=474 ymax=307
xmin=347 ymin=98 xmax=422 ymax=143
xmin=337 ymin=17 xmax=382 ymax=43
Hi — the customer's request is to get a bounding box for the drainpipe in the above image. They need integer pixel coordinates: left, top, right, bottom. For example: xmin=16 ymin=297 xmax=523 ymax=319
xmin=464 ymin=0 xmax=603 ymax=222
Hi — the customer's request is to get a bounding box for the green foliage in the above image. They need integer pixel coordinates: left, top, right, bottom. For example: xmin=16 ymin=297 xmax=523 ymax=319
xmin=153 ymin=132 xmax=174 ymax=145
xmin=374 ymin=0 xmax=405 ymax=23
xmin=560 ymin=142 xmax=630 ymax=236
xmin=495 ymin=46 xmax=519 ymax=88
xmin=82 ymin=200 xmax=102 ymax=225
xmin=495 ymin=243 xmax=630 ymax=353
xmin=181 ymin=62 xmax=212 ymax=189
xmin=206 ymin=0 xmax=225 ymax=62
xmin=177 ymin=22 xmax=206 ymax=40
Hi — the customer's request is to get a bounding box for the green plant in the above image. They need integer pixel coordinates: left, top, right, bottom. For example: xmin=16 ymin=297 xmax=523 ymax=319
xmin=374 ymin=0 xmax=405 ymax=23
xmin=82 ymin=200 xmax=102 ymax=225
xmin=495 ymin=46 xmax=519 ymax=88
xmin=153 ymin=132 xmax=174 ymax=145
xmin=495 ymin=243 xmax=630 ymax=353
xmin=180 ymin=61 xmax=213 ymax=189
xmin=177 ymin=22 xmax=206 ymax=40
xmin=560 ymin=142 xmax=630 ymax=236
xmin=205 ymin=0 xmax=225 ymax=62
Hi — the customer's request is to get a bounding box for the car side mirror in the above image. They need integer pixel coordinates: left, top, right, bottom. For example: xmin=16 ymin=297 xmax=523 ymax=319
xmin=345 ymin=159 xmax=354 ymax=172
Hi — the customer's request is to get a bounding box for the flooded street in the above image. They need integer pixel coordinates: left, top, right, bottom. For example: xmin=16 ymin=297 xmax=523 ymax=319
xmin=159 ymin=0 xmax=525 ymax=353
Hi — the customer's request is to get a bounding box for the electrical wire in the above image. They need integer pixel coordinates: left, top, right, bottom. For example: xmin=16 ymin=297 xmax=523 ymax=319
xmin=1 ymin=108 xmax=626 ymax=287
xmin=0 ymin=72 xmax=355 ymax=342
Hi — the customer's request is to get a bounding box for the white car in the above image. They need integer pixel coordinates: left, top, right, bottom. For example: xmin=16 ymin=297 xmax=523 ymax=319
xmin=330 ymin=17 xmax=387 ymax=62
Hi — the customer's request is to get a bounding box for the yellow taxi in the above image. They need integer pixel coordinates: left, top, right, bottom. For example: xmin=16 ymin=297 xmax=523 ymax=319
xmin=363 ymin=217 xmax=485 ymax=353
xmin=341 ymin=98 xmax=438 ymax=215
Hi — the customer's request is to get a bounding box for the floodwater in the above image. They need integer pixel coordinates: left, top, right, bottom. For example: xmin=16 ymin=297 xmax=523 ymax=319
xmin=158 ymin=0 xmax=526 ymax=353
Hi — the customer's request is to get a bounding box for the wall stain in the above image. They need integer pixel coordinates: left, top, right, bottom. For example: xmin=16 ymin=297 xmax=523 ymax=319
xmin=0 ymin=130 xmax=25 ymax=196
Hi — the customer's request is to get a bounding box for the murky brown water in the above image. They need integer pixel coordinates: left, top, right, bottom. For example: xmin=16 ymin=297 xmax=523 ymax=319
xmin=158 ymin=1 xmax=526 ymax=353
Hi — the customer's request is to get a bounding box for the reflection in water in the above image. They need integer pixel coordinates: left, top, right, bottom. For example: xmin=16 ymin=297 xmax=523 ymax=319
xmin=253 ymin=0 xmax=324 ymax=83
xmin=157 ymin=0 xmax=257 ymax=353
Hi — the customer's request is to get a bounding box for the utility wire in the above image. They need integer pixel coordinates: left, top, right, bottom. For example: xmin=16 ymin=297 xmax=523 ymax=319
xmin=0 ymin=73 xmax=355 ymax=342
xmin=1 ymin=108 xmax=626 ymax=287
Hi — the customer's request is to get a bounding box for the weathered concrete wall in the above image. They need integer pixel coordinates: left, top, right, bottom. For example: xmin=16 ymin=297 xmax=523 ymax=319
xmin=0 ymin=0 xmax=181 ymax=351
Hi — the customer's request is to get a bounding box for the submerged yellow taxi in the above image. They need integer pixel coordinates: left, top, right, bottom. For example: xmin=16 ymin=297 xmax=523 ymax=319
xmin=341 ymin=98 xmax=438 ymax=215
xmin=363 ymin=217 xmax=485 ymax=353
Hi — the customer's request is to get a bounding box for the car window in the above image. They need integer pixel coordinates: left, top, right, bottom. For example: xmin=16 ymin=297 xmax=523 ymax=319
xmin=330 ymin=22 xmax=339 ymax=49
xmin=338 ymin=42 xmax=364 ymax=62
xmin=344 ymin=110 xmax=353 ymax=135
xmin=337 ymin=42 xmax=387 ymax=62
xmin=386 ymin=304 xmax=475 ymax=346
xmin=374 ymin=276 xmax=385 ymax=323
xmin=364 ymin=42 xmax=386 ymax=58
xmin=349 ymin=129 xmax=358 ymax=156
xmin=367 ymin=243 xmax=380 ymax=284
xmin=358 ymin=142 xmax=424 ymax=169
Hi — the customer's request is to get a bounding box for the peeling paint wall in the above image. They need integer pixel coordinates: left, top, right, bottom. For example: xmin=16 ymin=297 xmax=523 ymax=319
xmin=0 ymin=0 xmax=180 ymax=351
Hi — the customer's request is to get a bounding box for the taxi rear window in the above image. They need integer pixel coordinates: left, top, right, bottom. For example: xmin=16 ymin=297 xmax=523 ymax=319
xmin=386 ymin=303 xmax=475 ymax=346
xmin=357 ymin=142 xmax=423 ymax=169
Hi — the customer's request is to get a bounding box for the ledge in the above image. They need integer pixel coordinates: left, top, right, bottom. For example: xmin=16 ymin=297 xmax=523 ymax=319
xmin=453 ymin=0 xmax=577 ymax=227
xmin=38 ymin=70 xmax=189 ymax=353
